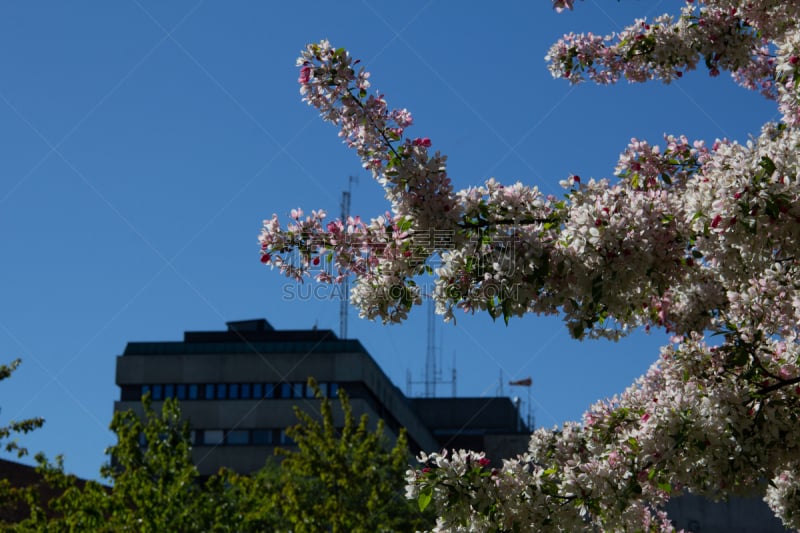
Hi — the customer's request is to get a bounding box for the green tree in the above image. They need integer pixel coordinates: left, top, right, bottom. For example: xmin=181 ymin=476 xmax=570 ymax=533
xmin=13 ymin=396 xmax=221 ymax=532
xmin=9 ymin=384 xmax=428 ymax=532
xmin=0 ymin=360 xmax=45 ymax=458
xmin=0 ymin=359 xmax=45 ymax=524
xmin=198 ymin=462 xmax=289 ymax=532
xmin=100 ymin=395 xmax=205 ymax=531
xmin=274 ymin=378 xmax=432 ymax=533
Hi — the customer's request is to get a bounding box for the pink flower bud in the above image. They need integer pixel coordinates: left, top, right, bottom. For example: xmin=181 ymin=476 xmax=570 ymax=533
xmin=412 ymin=137 xmax=432 ymax=147
xmin=298 ymin=65 xmax=311 ymax=84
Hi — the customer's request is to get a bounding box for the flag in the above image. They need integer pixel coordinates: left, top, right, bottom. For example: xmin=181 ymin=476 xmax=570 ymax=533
xmin=508 ymin=377 xmax=532 ymax=387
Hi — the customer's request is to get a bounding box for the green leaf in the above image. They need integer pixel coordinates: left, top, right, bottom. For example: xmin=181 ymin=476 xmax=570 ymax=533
xmin=418 ymin=486 xmax=433 ymax=512
xmin=487 ymin=298 xmax=497 ymax=320
xmin=759 ymin=155 xmax=776 ymax=176
xmin=765 ymin=198 xmax=780 ymax=220
xmin=502 ymin=299 xmax=512 ymax=326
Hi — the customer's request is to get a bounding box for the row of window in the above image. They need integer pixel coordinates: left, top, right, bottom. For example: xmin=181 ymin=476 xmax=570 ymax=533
xmin=138 ymin=381 xmax=339 ymax=402
xmin=191 ymin=428 xmax=294 ymax=446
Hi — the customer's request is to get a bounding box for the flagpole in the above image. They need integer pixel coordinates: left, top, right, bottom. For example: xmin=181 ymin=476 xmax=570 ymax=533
xmin=528 ymin=385 xmax=532 ymax=430
xmin=508 ymin=377 xmax=533 ymax=431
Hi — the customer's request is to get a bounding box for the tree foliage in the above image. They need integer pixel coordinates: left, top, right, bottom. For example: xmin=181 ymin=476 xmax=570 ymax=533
xmin=259 ymin=0 xmax=800 ymax=530
xmin=0 ymin=360 xmax=44 ymax=458
xmin=275 ymin=378 xmax=430 ymax=532
xmin=11 ymin=397 xmax=210 ymax=532
xmin=0 ymin=360 xmax=45 ymax=524
xmin=6 ymin=386 xmax=427 ymax=532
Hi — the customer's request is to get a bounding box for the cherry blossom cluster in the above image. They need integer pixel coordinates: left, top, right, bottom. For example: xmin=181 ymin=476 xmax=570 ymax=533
xmin=266 ymin=36 xmax=800 ymax=339
xmin=259 ymin=208 xmax=431 ymax=322
xmin=545 ymin=1 xmax=800 ymax=125
xmin=261 ymin=2 xmax=800 ymax=528
xmin=408 ymin=333 xmax=800 ymax=531
xmin=551 ymin=0 xmax=575 ymax=13
xmin=295 ymin=40 xmax=460 ymax=234
xmin=765 ymin=465 xmax=800 ymax=530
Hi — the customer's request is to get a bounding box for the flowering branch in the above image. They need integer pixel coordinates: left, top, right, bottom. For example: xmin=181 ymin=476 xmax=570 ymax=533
xmin=545 ymin=1 xmax=800 ymax=125
xmin=261 ymin=1 xmax=800 ymax=528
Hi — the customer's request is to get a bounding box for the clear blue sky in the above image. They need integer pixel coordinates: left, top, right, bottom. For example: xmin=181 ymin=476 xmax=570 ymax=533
xmin=0 ymin=2 xmax=777 ymax=480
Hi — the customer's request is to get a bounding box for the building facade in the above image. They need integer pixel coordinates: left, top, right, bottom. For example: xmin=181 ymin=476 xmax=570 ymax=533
xmin=115 ymin=319 xmax=530 ymax=475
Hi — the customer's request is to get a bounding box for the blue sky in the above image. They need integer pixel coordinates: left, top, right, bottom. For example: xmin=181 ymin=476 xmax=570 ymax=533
xmin=0 ymin=2 xmax=778 ymax=480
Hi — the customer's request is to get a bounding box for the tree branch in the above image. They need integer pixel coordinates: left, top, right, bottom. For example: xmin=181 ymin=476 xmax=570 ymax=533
xmin=757 ymin=375 xmax=800 ymax=396
xmin=344 ymin=88 xmax=402 ymax=161
xmin=459 ymin=217 xmax=555 ymax=229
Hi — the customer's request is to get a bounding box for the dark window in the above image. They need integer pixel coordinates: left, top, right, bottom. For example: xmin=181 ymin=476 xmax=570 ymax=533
xmin=305 ymin=383 xmax=316 ymax=398
xmin=240 ymin=383 xmax=251 ymax=399
xmin=141 ymin=384 xmax=150 ymax=398
xmin=252 ymin=383 xmax=263 ymax=398
xmin=176 ymin=384 xmax=186 ymax=400
xmin=293 ymin=383 xmax=304 ymax=398
xmin=120 ymin=385 xmax=141 ymax=401
xmin=188 ymin=384 xmax=198 ymax=400
xmin=190 ymin=430 xmax=199 ymax=445
xmin=152 ymin=384 xmax=163 ymax=401
xmin=226 ymin=430 xmax=249 ymax=445
xmin=204 ymin=430 xmax=224 ymax=445
xmin=229 ymin=384 xmax=239 ymax=399
xmin=251 ymin=429 xmax=273 ymax=445
xmin=329 ymin=383 xmax=339 ymax=397
xmin=164 ymin=384 xmax=175 ymax=399
xmin=280 ymin=383 xmax=292 ymax=398
xmin=264 ymin=383 xmax=274 ymax=398
xmin=216 ymin=383 xmax=227 ymax=400
xmin=205 ymin=384 xmax=215 ymax=400
xmin=318 ymin=382 xmax=329 ymax=398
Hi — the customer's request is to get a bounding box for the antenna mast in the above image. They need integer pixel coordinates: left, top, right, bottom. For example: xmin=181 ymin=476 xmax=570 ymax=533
xmin=425 ymin=300 xmax=436 ymax=397
xmin=407 ymin=298 xmax=456 ymax=397
xmin=339 ymin=176 xmax=358 ymax=339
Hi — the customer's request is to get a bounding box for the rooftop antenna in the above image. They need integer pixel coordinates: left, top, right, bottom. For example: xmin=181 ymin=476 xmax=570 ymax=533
xmin=451 ymin=349 xmax=457 ymax=397
xmin=406 ymin=297 xmax=456 ymax=397
xmin=339 ymin=176 xmax=358 ymax=339
xmin=425 ymin=299 xmax=436 ymax=397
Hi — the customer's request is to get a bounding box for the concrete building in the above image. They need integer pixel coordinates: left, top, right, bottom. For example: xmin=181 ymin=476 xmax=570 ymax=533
xmin=114 ymin=319 xmax=529 ymax=476
xmin=411 ymin=397 xmax=531 ymax=462
xmin=665 ymin=493 xmax=788 ymax=533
